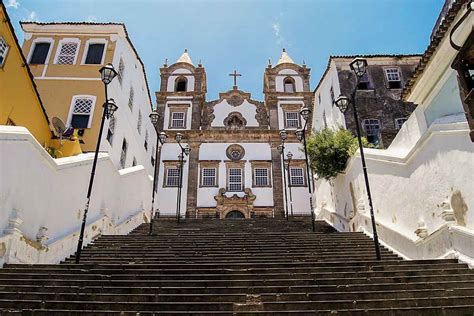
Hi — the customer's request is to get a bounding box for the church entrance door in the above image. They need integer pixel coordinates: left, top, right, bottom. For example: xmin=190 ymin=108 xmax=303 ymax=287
xmin=225 ymin=210 xmax=245 ymax=219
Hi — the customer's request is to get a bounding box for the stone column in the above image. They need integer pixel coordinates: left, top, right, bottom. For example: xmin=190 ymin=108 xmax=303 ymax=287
xmin=185 ymin=142 xmax=200 ymax=218
xmin=270 ymin=142 xmax=285 ymax=218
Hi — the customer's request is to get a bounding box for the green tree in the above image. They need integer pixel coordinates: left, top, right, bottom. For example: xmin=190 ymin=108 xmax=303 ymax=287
xmin=306 ymin=128 xmax=371 ymax=180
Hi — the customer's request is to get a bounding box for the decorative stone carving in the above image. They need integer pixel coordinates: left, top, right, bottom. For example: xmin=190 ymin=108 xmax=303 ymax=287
xmin=227 ymin=93 xmax=245 ymax=107
xmin=439 ymin=190 xmax=468 ymax=225
xmin=36 ymin=226 xmax=49 ymax=244
xmin=226 ymin=144 xmax=245 ymax=161
xmin=201 ymin=101 xmax=216 ymax=129
xmin=224 ymin=112 xmax=247 ymax=130
xmin=214 ymin=188 xmax=257 ymax=219
xmin=414 ymin=220 xmax=428 ymax=238
xmin=4 ymin=209 xmax=23 ymax=235
xmin=254 ymin=101 xmax=269 ymax=127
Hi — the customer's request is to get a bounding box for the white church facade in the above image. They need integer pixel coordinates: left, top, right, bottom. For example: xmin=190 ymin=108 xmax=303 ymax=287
xmin=154 ymin=49 xmax=314 ymax=219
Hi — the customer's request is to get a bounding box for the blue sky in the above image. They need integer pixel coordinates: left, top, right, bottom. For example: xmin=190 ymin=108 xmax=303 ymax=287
xmin=6 ymin=0 xmax=444 ymax=103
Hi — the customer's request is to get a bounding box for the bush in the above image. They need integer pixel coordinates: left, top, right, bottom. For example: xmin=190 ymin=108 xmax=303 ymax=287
xmin=306 ymin=128 xmax=371 ymax=180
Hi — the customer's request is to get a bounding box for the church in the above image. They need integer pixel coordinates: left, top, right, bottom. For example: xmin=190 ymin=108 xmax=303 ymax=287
xmin=154 ymin=49 xmax=314 ymax=219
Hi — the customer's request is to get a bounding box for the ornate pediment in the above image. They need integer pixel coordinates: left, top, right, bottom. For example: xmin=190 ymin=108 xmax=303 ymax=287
xmin=214 ymin=188 xmax=256 ymax=206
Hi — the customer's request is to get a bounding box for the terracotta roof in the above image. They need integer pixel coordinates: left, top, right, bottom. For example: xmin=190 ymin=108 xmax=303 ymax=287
xmin=313 ymin=54 xmax=422 ymax=94
xmin=2 ymin=4 xmax=51 ymax=127
xmin=20 ymin=21 xmax=154 ymax=110
xmin=401 ymin=0 xmax=470 ymax=100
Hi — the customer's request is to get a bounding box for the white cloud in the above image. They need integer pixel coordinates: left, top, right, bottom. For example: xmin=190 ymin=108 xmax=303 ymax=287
xmin=272 ymin=21 xmax=285 ymax=46
xmin=27 ymin=11 xmax=37 ymax=21
xmin=6 ymin=0 xmax=20 ymax=9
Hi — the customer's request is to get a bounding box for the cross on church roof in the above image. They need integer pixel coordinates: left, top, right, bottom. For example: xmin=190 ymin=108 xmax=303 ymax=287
xmin=229 ymin=70 xmax=241 ymax=89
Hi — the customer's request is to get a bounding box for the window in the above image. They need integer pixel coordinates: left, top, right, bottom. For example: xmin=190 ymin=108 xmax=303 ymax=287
xmin=357 ymin=73 xmax=373 ymax=90
xmin=228 ymin=168 xmax=243 ymax=192
xmin=318 ymin=94 xmax=321 ymax=104
xmin=385 ymin=68 xmax=402 ymax=89
xmin=56 ymin=41 xmax=79 ymax=64
xmin=69 ymin=96 xmax=95 ymax=129
xmin=395 ymin=118 xmax=407 ymax=129
xmin=175 ymin=77 xmax=187 ymax=92
xmin=322 ymin=110 xmax=327 ymax=129
xmin=106 ymin=114 xmax=116 ymax=145
xmin=120 ymin=139 xmax=128 ymax=168
xmin=137 ymin=110 xmax=142 ymax=134
xmin=117 ymin=58 xmax=125 ymax=85
xmin=330 ymin=86 xmax=335 ymax=105
xmin=363 ymin=119 xmax=381 ymax=145
xmin=84 ymin=43 xmax=105 ymax=64
xmin=132 ymin=157 xmax=137 ymax=167
xmin=29 ymin=42 xmax=51 ymax=64
xmin=283 ymin=77 xmax=295 ymax=93
xmin=0 ymin=36 xmax=9 ymax=67
xmin=128 ymin=87 xmax=134 ymax=110
xmin=284 ymin=111 xmax=300 ymax=128
xmin=201 ymin=168 xmax=217 ymax=187
xmin=170 ymin=111 xmax=186 ymax=128
xmin=144 ymin=130 xmax=148 ymax=150
xmin=165 ymin=167 xmax=181 ymax=187
xmin=290 ymin=167 xmax=305 ymax=186
xmin=254 ymin=168 xmax=269 ymax=187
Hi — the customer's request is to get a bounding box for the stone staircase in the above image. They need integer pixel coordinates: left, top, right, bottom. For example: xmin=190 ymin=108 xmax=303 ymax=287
xmin=0 ymin=218 xmax=473 ymax=315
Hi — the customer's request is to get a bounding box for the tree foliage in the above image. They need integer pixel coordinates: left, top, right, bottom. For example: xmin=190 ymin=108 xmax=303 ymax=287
xmin=306 ymin=128 xmax=370 ymax=180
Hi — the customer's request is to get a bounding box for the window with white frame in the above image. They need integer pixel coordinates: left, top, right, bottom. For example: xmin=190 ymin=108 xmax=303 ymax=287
xmin=117 ymin=58 xmax=125 ymax=85
xmin=106 ymin=113 xmax=116 ymax=145
xmin=228 ymin=168 xmax=243 ymax=192
xmin=29 ymin=42 xmax=51 ymax=64
xmin=170 ymin=111 xmax=186 ymax=128
xmin=0 ymin=36 xmax=9 ymax=67
xmin=128 ymin=87 xmax=134 ymax=110
xmin=284 ymin=111 xmax=300 ymax=128
xmin=385 ymin=68 xmax=402 ymax=89
xmin=394 ymin=117 xmax=407 ymax=129
xmin=56 ymin=41 xmax=79 ymax=64
xmin=254 ymin=168 xmax=269 ymax=187
xmin=120 ymin=138 xmax=128 ymax=168
xmin=84 ymin=43 xmax=105 ymax=64
xmin=165 ymin=167 xmax=181 ymax=187
xmin=201 ymin=168 xmax=217 ymax=187
xmin=69 ymin=96 xmax=95 ymax=129
xmin=144 ymin=130 xmax=148 ymax=150
xmin=363 ymin=119 xmax=381 ymax=145
xmin=290 ymin=167 xmax=305 ymax=186
xmin=137 ymin=110 xmax=142 ymax=134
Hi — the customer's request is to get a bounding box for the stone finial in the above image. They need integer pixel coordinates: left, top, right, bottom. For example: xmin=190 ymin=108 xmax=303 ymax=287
xmin=36 ymin=226 xmax=49 ymax=244
xmin=414 ymin=220 xmax=428 ymax=238
xmin=4 ymin=209 xmax=23 ymax=235
xmin=163 ymin=58 xmax=168 ymax=67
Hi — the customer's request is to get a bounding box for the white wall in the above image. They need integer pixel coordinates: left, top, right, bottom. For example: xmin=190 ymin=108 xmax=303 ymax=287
xmin=211 ymin=99 xmax=259 ymax=127
xmin=104 ymin=36 xmax=156 ymax=176
xmin=166 ymin=68 xmax=195 ymax=92
xmin=312 ymin=61 xmax=344 ymax=132
xmin=155 ymin=142 xmax=190 ymax=216
xmin=0 ymin=126 xmax=152 ymax=264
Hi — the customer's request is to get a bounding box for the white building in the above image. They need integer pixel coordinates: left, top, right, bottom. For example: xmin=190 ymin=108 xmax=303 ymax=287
xmin=154 ymin=49 xmax=314 ymax=219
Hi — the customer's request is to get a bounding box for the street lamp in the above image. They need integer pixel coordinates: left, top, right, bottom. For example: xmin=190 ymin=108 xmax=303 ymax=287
xmin=75 ymin=63 xmax=118 ymax=264
xmin=296 ymin=105 xmax=316 ymax=232
xmin=176 ymin=134 xmax=190 ymax=223
xmin=149 ymin=111 xmax=167 ymax=235
xmin=334 ymin=57 xmax=381 ymax=261
xmin=277 ymin=137 xmax=289 ymax=221
xmin=285 ymin=151 xmax=294 ymax=218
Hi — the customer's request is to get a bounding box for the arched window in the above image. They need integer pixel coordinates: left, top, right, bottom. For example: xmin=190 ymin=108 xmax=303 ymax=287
xmin=175 ymin=77 xmax=187 ymax=92
xmin=283 ymin=77 xmax=295 ymax=93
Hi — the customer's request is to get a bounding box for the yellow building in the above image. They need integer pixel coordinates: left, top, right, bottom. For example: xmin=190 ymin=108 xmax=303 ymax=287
xmin=0 ymin=3 xmax=52 ymax=146
xmin=21 ymin=22 xmax=156 ymax=175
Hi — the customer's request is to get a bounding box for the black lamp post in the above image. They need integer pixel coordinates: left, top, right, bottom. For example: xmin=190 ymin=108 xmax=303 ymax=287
xmin=277 ymin=131 xmax=289 ymax=220
xmin=75 ymin=63 xmax=118 ymax=264
xmin=284 ymin=151 xmax=294 ymax=218
xmin=175 ymin=133 xmax=190 ymax=223
xmin=295 ymin=105 xmax=315 ymax=232
xmin=334 ymin=57 xmax=381 ymax=261
xmin=149 ymin=111 xmax=167 ymax=235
